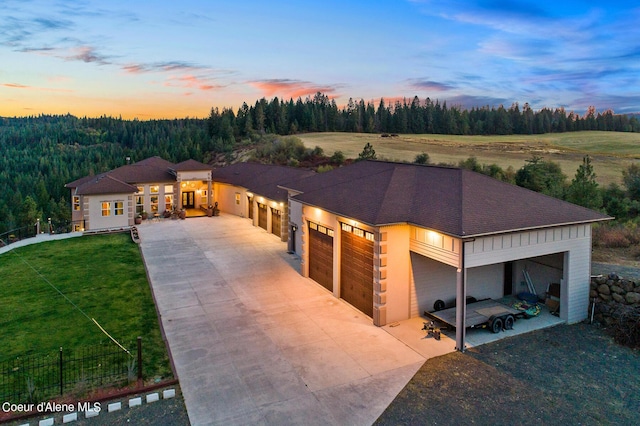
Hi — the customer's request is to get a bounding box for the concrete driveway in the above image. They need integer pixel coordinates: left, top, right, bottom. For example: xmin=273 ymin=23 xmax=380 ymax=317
xmin=137 ymin=214 xmax=453 ymax=425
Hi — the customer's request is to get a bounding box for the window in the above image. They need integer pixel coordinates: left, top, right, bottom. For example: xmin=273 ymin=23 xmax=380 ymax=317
xmin=165 ymin=194 xmax=173 ymax=211
xmin=164 ymin=184 xmax=173 ymax=194
xmin=114 ymin=201 xmax=124 ymax=216
xmin=101 ymin=201 xmax=111 ymax=217
xmin=235 ymin=193 xmax=241 ymax=205
xmin=201 ymin=190 xmax=208 ymax=205
xmin=135 ymin=195 xmax=144 ymax=214
xmin=150 ymin=185 xmax=159 ymax=194
xmin=150 ymin=195 xmax=159 ymax=212
xmin=73 ymin=196 xmax=80 ymax=211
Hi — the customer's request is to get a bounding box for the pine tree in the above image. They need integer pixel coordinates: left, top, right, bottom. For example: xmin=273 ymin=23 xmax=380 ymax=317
xmin=566 ymin=155 xmax=602 ymax=209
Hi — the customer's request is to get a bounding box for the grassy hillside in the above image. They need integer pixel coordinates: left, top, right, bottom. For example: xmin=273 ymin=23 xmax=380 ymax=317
xmin=299 ymin=131 xmax=640 ymax=186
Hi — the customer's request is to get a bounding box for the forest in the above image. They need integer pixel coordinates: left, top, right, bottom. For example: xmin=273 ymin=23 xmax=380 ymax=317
xmin=1 ymin=93 xmax=640 ymax=235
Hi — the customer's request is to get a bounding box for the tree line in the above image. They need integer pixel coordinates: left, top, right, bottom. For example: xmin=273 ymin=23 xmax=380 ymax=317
xmin=1 ymin=92 xmax=639 ymax=235
xmin=207 ymin=93 xmax=640 ymax=151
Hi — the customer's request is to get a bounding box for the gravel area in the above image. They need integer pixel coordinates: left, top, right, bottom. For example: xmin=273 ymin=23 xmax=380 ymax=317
xmin=375 ymin=323 xmax=640 ymax=426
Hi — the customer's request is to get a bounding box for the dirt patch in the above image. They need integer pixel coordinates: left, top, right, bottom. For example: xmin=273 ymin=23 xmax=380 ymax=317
xmin=375 ymin=323 xmax=639 ymax=426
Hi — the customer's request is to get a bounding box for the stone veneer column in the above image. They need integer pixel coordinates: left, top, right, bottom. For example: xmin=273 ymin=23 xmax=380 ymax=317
xmin=373 ymin=230 xmax=388 ymax=326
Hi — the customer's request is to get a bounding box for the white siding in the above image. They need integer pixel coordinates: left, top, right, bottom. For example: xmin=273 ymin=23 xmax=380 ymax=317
xmin=410 ymin=252 xmax=457 ymax=317
xmin=466 ymin=224 xmax=592 ymax=324
xmin=467 ymin=263 xmax=504 ymax=301
xmin=409 ymin=226 xmax=460 ymax=267
xmin=87 ymin=194 xmax=131 ymax=230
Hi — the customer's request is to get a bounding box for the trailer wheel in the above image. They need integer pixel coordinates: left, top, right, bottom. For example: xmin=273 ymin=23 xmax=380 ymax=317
xmin=490 ymin=316 xmax=503 ymax=333
xmin=504 ymin=314 xmax=515 ymax=330
xmin=434 ymin=300 xmax=446 ymax=311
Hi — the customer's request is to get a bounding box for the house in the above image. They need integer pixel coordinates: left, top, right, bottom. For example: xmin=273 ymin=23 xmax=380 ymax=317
xmin=279 ymin=160 xmax=611 ymax=350
xmin=67 ymin=157 xmax=612 ymax=351
xmin=65 ymin=157 xmax=214 ymax=230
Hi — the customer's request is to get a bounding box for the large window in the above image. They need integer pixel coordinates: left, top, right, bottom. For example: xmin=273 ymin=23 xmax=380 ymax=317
xmin=73 ymin=196 xmax=80 ymax=211
xmin=114 ymin=201 xmax=124 ymax=216
xmin=101 ymin=201 xmax=111 ymax=217
xmin=200 ymin=190 xmax=208 ymax=206
xmin=150 ymin=195 xmax=159 ymax=212
xmin=164 ymin=185 xmax=174 ymax=211
xmin=135 ymin=187 xmax=144 ymax=214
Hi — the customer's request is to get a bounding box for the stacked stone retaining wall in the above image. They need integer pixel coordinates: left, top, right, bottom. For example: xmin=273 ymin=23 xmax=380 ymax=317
xmin=590 ymin=273 xmax=640 ymax=325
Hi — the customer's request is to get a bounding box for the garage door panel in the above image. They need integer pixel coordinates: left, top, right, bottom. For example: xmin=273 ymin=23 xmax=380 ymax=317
xmin=309 ymin=225 xmax=333 ymax=292
xmin=271 ymin=208 xmax=282 ymax=237
xmin=340 ymin=229 xmax=374 ymax=317
xmin=258 ymin=203 xmax=267 ymax=230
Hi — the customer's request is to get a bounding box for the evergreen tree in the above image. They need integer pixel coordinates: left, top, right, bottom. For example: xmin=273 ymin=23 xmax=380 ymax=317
xmin=357 ymin=143 xmax=377 ymax=161
xmin=566 ymin=156 xmax=602 ymax=209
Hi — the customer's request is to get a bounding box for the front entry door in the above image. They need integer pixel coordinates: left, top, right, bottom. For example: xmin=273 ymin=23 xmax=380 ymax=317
xmin=182 ymin=191 xmax=195 ymax=208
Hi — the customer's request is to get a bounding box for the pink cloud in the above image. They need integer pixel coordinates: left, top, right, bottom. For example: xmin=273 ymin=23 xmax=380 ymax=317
xmin=250 ymin=79 xmax=339 ymax=99
xmin=2 ymin=83 xmax=72 ymax=92
xmin=164 ymin=75 xmax=220 ymax=91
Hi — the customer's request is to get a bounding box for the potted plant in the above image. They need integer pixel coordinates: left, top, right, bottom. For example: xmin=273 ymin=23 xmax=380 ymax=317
xmin=141 ymin=211 xmax=148 ymax=220
xmin=163 ymin=210 xmax=171 ymax=218
xmin=134 ymin=214 xmax=142 ymax=225
xmin=212 ymin=202 xmax=220 ymax=216
xmin=179 ymin=209 xmax=186 ymax=220
xmin=206 ymin=205 xmax=213 ymax=217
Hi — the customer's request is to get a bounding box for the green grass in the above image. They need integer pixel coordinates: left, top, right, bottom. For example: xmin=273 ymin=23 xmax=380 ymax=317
xmin=0 ymin=234 xmax=172 ymax=381
xmin=300 ymin=131 xmax=640 ymax=186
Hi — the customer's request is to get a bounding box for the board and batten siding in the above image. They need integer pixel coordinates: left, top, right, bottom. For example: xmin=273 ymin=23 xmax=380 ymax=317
xmin=466 ymin=224 xmax=592 ymax=324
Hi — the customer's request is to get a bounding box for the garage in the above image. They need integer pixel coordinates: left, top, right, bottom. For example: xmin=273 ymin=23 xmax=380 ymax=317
xmin=258 ymin=203 xmax=267 ymax=230
xmin=308 ymin=222 xmax=333 ymax=292
xmin=271 ymin=207 xmax=282 ymax=237
xmin=340 ymin=223 xmax=374 ymax=317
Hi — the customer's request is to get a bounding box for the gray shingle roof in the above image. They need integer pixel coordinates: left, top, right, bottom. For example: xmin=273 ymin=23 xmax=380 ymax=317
xmin=211 ymin=162 xmax=316 ymax=202
xmin=286 ymin=161 xmax=611 ymax=237
xmin=73 ymin=175 xmax=138 ymax=195
xmin=66 ymin=156 xmax=176 ymax=191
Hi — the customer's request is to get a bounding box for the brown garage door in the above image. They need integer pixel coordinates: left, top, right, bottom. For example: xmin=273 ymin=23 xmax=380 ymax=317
xmin=308 ymin=222 xmax=334 ymax=292
xmin=340 ymin=224 xmax=374 ymax=317
xmin=258 ymin=203 xmax=267 ymax=230
xmin=271 ymin=208 xmax=282 ymax=237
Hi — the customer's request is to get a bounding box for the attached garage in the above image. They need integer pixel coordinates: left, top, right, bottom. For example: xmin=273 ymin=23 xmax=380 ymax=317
xmin=340 ymin=223 xmax=375 ymax=317
xmin=308 ymin=222 xmax=334 ymax=292
xmin=285 ymin=161 xmax=611 ymax=350
xmin=271 ymin=207 xmax=282 ymax=237
xmin=258 ymin=203 xmax=267 ymax=230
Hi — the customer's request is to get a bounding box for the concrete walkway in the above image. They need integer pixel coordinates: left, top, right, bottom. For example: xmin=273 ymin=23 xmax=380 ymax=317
xmin=137 ymin=215 xmax=449 ymax=425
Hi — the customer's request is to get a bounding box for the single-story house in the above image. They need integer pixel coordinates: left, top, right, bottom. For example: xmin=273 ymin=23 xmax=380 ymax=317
xmin=67 ymin=157 xmax=611 ymax=351
xmin=66 ymin=156 xmax=214 ymax=230
xmin=279 ymin=160 xmax=611 ymax=350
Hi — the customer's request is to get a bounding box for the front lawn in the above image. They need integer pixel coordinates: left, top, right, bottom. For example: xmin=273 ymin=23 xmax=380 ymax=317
xmin=0 ymin=233 xmax=171 ymax=381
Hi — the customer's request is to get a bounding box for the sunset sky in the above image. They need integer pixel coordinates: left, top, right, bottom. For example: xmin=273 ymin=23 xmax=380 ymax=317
xmin=1 ymin=0 xmax=638 ymax=119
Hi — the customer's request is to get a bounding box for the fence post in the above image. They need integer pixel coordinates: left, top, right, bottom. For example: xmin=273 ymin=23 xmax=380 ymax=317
xmin=137 ymin=337 xmax=142 ymax=387
xmin=59 ymin=347 xmax=63 ymax=396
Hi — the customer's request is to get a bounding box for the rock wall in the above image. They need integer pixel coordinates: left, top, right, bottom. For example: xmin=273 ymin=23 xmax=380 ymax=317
xmin=590 ymin=273 xmax=640 ymax=325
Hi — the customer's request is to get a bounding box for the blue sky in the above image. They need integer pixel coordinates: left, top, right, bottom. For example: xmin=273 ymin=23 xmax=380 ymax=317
xmin=1 ymin=0 xmax=638 ymax=119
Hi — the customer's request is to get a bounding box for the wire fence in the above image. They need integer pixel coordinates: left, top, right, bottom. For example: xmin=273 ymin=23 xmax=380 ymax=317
xmin=0 ymin=339 xmax=142 ymax=404
xmin=0 ymin=219 xmax=85 ymax=248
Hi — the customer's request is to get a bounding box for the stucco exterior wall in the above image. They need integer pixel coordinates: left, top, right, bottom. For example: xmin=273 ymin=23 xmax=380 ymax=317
xmin=379 ymin=224 xmax=411 ymax=324
xmin=86 ymin=193 xmax=132 ymax=230
xmin=215 ymin=183 xmax=246 ymax=217
xmin=289 ymin=199 xmax=304 ymax=256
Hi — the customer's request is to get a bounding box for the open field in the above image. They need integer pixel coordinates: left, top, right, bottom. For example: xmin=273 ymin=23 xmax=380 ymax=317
xmin=299 ymin=131 xmax=640 ymax=186
xmin=0 ymin=234 xmax=171 ymax=380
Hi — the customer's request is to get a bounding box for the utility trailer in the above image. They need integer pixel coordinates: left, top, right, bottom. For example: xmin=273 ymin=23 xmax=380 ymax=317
xmin=424 ymin=298 xmax=526 ymax=333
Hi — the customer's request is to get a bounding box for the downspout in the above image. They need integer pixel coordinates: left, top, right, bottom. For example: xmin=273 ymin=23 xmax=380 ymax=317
xmin=455 ymin=239 xmax=466 ymax=352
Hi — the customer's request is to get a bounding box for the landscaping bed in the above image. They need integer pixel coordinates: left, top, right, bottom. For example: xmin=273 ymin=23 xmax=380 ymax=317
xmin=375 ymin=323 xmax=639 ymax=425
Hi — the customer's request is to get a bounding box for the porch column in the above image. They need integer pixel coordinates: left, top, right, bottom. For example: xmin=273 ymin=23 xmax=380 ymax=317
xmin=207 ymin=180 xmax=212 ymax=207
xmin=455 ymin=240 xmax=467 ymax=352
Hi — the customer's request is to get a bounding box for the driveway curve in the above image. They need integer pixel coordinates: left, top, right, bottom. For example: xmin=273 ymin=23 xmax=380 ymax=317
xmin=137 ymin=215 xmax=431 ymax=426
